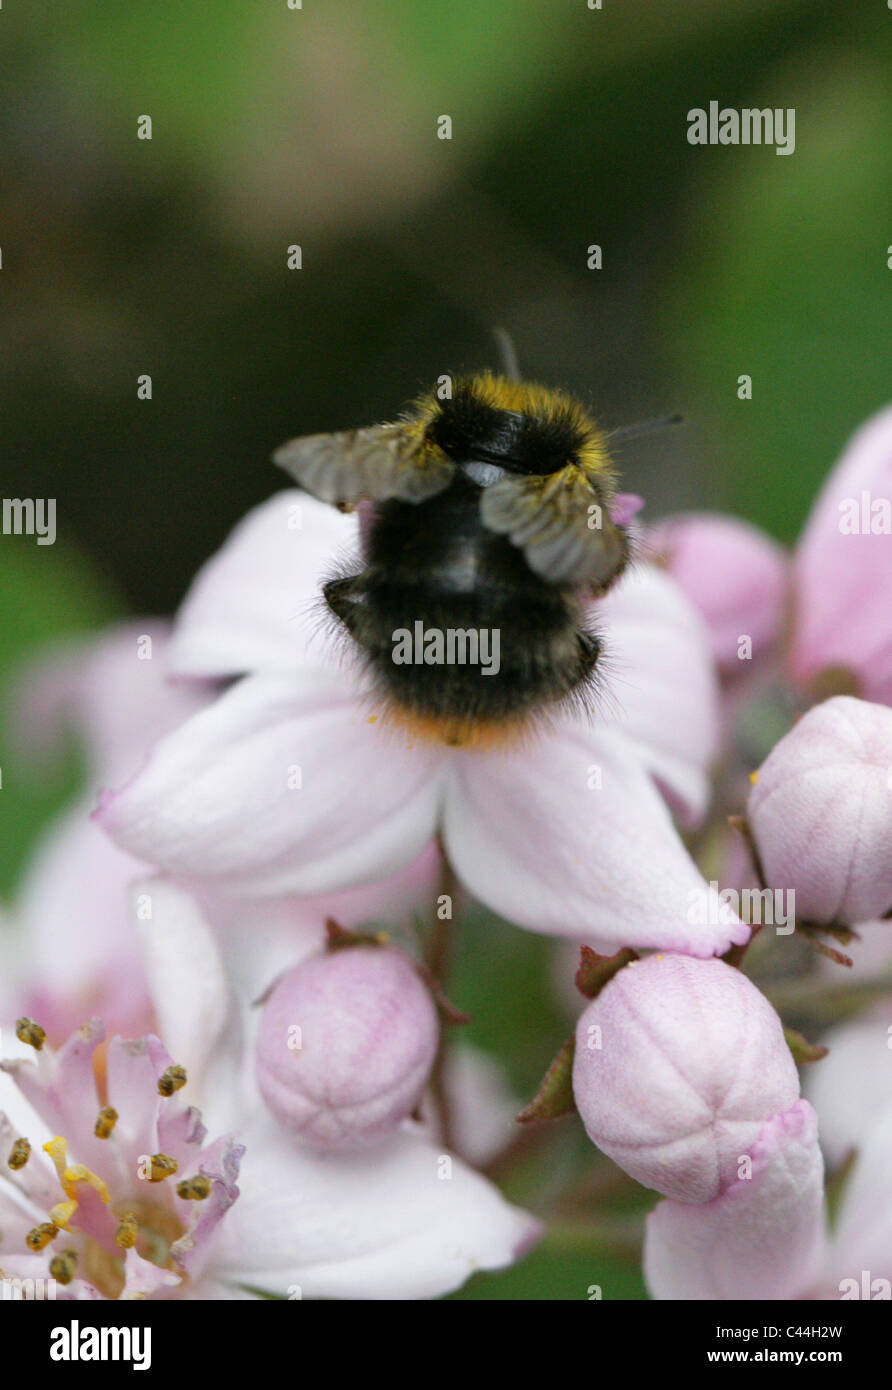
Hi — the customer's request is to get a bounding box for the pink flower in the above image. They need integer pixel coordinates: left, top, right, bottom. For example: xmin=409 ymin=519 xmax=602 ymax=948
xmin=96 ymin=492 xmax=744 ymax=958
xmin=644 ymin=1001 xmax=892 ymax=1300
xmin=5 ymin=622 xmax=210 ymax=1042
xmin=1 ymin=888 xmax=541 ymax=1300
xmin=647 ymin=511 xmax=789 ymax=672
xmin=791 ymin=403 xmax=892 ymax=703
xmin=0 ymin=1019 xmax=243 ymax=1299
xmin=571 ymin=954 xmax=830 ymax=1300
xmin=748 ymin=696 xmax=892 ymax=925
xmin=3 ymin=621 xmax=442 ymax=1042
xmin=572 ymin=954 xmax=800 ymax=1202
xmin=255 ymin=945 xmax=439 ymax=1150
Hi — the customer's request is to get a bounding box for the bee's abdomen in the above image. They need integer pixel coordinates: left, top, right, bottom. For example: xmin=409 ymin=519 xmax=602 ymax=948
xmin=324 ymin=480 xmax=599 ymax=733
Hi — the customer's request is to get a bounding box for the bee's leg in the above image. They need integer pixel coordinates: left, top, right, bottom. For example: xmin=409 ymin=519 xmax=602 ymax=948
xmin=577 ymin=631 xmax=602 ymax=675
xmin=323 ymin=575 xmax=371 ymax=642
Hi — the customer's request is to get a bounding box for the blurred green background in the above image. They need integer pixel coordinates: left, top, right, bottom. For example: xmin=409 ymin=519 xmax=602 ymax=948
xmin=2 ymin=0 xmax=891 ymax=1299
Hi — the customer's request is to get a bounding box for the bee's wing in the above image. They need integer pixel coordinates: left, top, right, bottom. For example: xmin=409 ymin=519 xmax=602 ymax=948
xmin=479 ymin=466 xmax=629 ymax=588
xmin=273 ymin=423 xmax=454 ymax=506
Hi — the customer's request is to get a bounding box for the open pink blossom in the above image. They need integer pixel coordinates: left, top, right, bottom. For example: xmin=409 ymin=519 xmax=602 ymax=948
xmin=791 ymin=402 xmax=892 ymax=703
xmin=572 ymin=954 xmax=800 ymax=1202
xmin=96 ymin=491 xmax=743 ymax=958
xmin=748 ymin=696 xmax=892 ymax=925
xmin=0 ymin=1019 xmax=244 ymax=1299
xmin=1 ymin=887 xmax=540 ymax=1300
xmin=647 ymin=511 xmax=789 ymax=672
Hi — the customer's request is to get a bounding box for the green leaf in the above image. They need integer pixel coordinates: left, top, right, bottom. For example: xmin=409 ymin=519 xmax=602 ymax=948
xmin=575 ymin=945 xmax=638 ymax=999
xmin=517 ymin=1036 xmax=577 ymax=1124
xmin=783 ymin=1026 xmax=829 ymax=1066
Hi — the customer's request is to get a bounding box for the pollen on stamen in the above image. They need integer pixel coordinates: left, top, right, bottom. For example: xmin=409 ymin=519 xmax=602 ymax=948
xmin=26 ymin=1222 xmax=58 ymax=1252
xmin=148 ymin=1153 xmax=179 ymax=1183
xmin=115 ymin=1212 xmax=139 ymax=1249
xmin=8 ymin=1137 xmax=30 ymax=1170
xmin=176 ymin=1174 xmax=212 ymax=1201
xmin=49 ymin=1249 xmax=78 ymax=1285
xmin=15 ymin=1017 xmax=46 ymax=1051
xmin=94 ymin=1106 xmax=119 ymax=1139
xmin=158 ymin=1064 xmax=187 ymax=1097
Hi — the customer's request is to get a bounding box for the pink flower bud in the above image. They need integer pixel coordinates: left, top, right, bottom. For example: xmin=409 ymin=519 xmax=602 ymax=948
xmin=791 ymin=403 xmax=892 ymax=703
xmin=572 ymin=954 xmax=799 ymax=1202
xmin=647 ymin=511 xmax=788 ymax=671
xmin=256 ymin=945 xmax=439 ymax=1150
xmin=748 ymin=696 xmax=892 ymax=925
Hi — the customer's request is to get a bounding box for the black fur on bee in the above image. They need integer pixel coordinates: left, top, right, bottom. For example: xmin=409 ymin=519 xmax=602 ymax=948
xmin=274 ymin=373 xmax=632 ymax=743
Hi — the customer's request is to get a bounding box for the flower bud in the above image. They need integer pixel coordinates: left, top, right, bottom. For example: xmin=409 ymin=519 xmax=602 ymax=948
xmin=791 ymin=402 xmax=892 ymax=704
xmin=256 ymin=945 xmax=439 ymax=1150
xmin=748 ymin=696 xmax=892 ymax=925
xmin=572 ymin=954 xmax=799 ymax=1202
xmin=647 ymin=511 xmax=788 ymax=671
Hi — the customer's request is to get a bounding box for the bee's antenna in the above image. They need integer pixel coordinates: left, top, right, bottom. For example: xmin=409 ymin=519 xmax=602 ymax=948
xmin=609 ymin=413 xmax=684 ymax=442
xmin=492 ymin=327 xmax=521 ymax=382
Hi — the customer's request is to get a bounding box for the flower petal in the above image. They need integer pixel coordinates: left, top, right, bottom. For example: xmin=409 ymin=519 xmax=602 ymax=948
xmin=824 ymin=1101 xmax=892 ymax=1290
xmin=792 ymin=403 xmax=892 ymax=703
xmin=14 ymin=804 xmax=151 ymax=1043
xmin=444 ymin=725 xmax=748 ymax=955
xmin=646 ymin=512 xmax=789 ymax=670
xmin=591 ymin=564 xmax=720 ymax=824
xmin=644 ymin=1101 xmax=826 ymax=1300
xmin=168 ymin=491 xmax=359 ymax=678
xmin=8 ymin=620 xmax=207 ymax=784
xmin=97 ymin=671 xmax=443 ymax=896
xmin=804 ymin=1004 xmax=892 ymax=1171
xmin=131 ymin=878 xmax=230 ymax=1091
xmin=212 ymin=1117 xmax=541 ymax=1300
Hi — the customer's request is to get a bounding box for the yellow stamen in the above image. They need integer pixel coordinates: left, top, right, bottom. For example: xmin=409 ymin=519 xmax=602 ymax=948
xmin=8 ymin=1137 xmax=30 ymax=1170
xmin=148 ymin=1153 xmax=178 ymax=1183
xmin=49 ymin=1250 xmax=78 ymax=1285
xmin=158 ymin=1064 xmax=187 ymax=1097
xmin=115 ymin=1213 xmax=139 ymax=1249
xmin=15 ymin=1018 xmax=46 ymax=1051
xmin=26 ymin=1222 xmax=58 ymax=1252
xmin=94 ymin=1106 xmax=118 ymax=1139
xmin=176 ymin=1174 xmax=212 ymax=1201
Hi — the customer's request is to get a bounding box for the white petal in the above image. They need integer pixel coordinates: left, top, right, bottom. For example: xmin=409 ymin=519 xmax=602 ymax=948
xmin=592 ymin=564 xmax=720 ymax=824
xmin=98 ymin=670 xmax=444 ymax=896
xmin=212 ymin=1116 xmax=541 ymax=1299
xmin=444 ymin=724 xmax=748 ymax=955
xmin=644 ymin=1102 xmax=826 ymax=1300
xmin=131 ymin=878 xmax=231 ymax=1092
xmin=168 ymin=491 xmax=360 ymax=678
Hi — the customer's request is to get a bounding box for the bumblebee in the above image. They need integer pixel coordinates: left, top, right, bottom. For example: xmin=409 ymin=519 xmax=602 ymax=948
xmin=273 ymin=372 xmax=633 ymax=745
